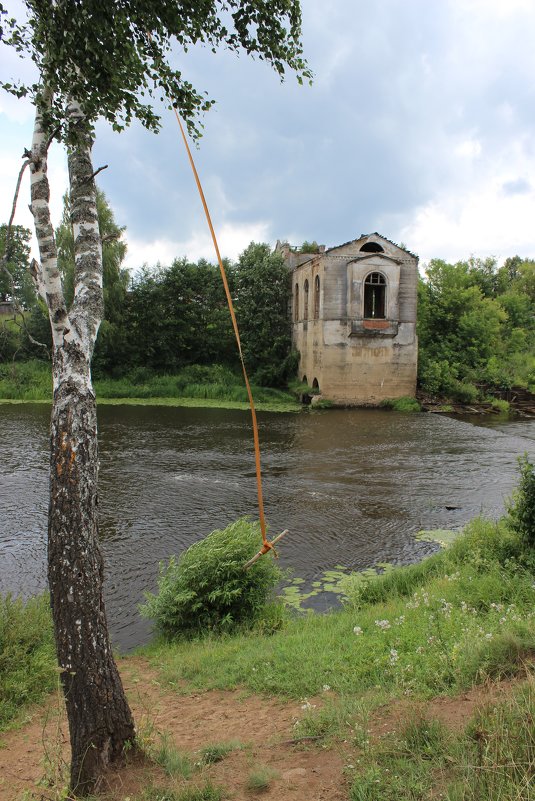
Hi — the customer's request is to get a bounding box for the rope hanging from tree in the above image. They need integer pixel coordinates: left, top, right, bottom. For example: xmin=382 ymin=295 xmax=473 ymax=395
xmin=171 ymin=107 xmax=288 ymax=566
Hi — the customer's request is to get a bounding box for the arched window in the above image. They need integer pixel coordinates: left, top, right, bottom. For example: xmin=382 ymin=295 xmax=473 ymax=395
xmin=360 ymin=242 xmax=384 ymax=253
xmin=294 ymin=283 xmax=299 ymax=322
xmin=364 ymin=272 xmax=386 ymax=319
xmin=302 ymin=374 xmax=308 ymax=385
xmin=313 ymin=275 xmax=320 ymax=319
xmin=312 ymin=377 xmax=320 ymax=392
xmin=304 ymin=279 xmax=309 ymax=319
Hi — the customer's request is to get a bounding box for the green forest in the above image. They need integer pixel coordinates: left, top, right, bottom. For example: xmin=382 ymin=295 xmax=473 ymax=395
xmin=1 ymin=193 xmax=534 ymax=405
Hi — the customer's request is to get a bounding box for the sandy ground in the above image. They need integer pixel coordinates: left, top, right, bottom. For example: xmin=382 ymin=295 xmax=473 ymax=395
xmin=0 ymin=657 xmax=520 ymax=801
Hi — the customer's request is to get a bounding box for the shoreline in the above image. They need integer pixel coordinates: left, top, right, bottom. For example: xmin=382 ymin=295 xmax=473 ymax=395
xmin=0 ymin=396 xmax=302 ymax=413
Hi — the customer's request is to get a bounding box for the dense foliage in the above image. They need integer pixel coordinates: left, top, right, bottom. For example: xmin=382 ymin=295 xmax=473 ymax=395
xmin=0 ymin=224 xmax=32 ymax=306
xmin=418 ymin=256 xmax=535 ymax=399
xmin=508 ymin=456 xmax=535 ymax=551
xmin=0 ymin=1 xmax=310 ymax=141
xmin=141 ymin=518 xmax=283 ymax=638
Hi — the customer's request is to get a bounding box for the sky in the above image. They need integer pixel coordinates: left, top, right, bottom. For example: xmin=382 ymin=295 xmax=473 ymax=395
xmin=2 ymin=0 xmax=535 ymax=274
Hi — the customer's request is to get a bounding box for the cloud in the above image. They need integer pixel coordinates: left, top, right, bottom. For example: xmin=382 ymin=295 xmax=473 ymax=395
xmin=124 ymin=219 xmax=271 ymax=272
xmin=400 ymin=169 xmax=535 ymax=266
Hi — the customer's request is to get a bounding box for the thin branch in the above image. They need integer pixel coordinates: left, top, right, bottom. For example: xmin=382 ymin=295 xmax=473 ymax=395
xmin=1 ymin=157 xmax=32 ymax=324
xmin=0 ymin=146 xmax=49 ymax=357
xmin=3 ymin=157 xmax=31 ymax=259
xmin=6 ymin=307 xmax=50 ymax=358
xmin=81 ymin=164 xmax=108 ymax=184
xmin=45 ymin=125 xmax=61 ymax=153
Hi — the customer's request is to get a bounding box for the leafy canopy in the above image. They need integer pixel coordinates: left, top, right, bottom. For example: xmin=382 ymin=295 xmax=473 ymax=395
xmin=0 ymin=0 xmax=311 ymax=138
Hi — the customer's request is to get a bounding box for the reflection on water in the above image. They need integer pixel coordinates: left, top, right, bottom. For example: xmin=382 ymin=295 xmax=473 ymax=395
xmin=1 ymin=403 xmax=534 ymax=651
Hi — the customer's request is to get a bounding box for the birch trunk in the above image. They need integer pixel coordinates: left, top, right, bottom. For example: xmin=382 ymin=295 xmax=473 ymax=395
xmin=30 ymin=96 xmax=136 ymax=796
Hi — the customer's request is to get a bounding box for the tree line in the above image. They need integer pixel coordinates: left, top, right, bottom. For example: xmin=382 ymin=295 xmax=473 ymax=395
xmin=418 ymin=256 xmax=535 ymax=400
xmin=2 ymin=207 xmax=535 ymax=400
xmin=0 ymin=193 xmax=296 ymax=388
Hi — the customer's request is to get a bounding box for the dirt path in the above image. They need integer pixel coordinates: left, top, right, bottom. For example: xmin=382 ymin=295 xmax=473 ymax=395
xmin=0 ymin=657 xmax=347 ymax=801
xmin=0 ymin=657 xmax=522 ymax=801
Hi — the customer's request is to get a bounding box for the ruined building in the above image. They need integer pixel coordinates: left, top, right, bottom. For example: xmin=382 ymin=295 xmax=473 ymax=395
xmin=277 ymin=233 xmax=418 ymax=405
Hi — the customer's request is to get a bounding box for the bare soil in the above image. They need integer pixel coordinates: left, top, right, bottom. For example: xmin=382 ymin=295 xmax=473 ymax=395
xmin=0 ymin=658 xmax=520 ymax=801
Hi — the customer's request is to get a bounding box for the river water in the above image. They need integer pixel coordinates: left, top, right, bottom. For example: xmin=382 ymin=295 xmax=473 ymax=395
xmin=1 ymin=403 xmax=534 ymax=651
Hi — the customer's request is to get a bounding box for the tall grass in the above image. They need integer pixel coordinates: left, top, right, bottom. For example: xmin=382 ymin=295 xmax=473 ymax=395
xmin=0 ymin=594 xmax=56 ymax=730
xmin=0 ymin=361 xmax=297 ymax=407
xmin=0 ymin=360 xmax=52 ymax=400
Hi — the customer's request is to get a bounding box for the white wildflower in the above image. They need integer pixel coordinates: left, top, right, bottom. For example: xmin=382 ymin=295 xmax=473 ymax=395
xmin=353 ymin=626 xmax=363 ymax=635
xmin=375 ymin=619 xmax=391 ymax=631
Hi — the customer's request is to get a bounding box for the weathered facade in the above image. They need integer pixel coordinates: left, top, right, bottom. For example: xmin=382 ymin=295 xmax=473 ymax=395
xmin=277 ymin=233 xmax=418 ymax=405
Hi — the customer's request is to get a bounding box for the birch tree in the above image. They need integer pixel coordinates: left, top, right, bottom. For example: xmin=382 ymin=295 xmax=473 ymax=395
xmin=1 ymin=1 xmax=309 ymax=794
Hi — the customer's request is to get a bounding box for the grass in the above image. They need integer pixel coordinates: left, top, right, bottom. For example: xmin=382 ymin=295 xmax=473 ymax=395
xmin=143 ymin=784 xmax=226 ymax=801
xmin=245 ymin=766 xmax=279 ymax=792
xmin=153 ymin=735 xmax=193 ymax=778
xmin=146 ymin=518 xmax=535 ymax=702
xmin=0 ymin=594 xmax=56 ymax=731
xmin=0 ymin=361 xmax=301 ymax=412
xmin=380 ymin=396 xmax=421 ymax=413
xmin=198 ymin=741 xmax=243 ymax=765
xmin=4 ymin=498 xmax=535 ymax=799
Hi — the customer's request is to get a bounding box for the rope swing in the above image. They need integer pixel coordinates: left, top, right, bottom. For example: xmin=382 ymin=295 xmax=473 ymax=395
xmin=171 ymin=108 xmax=289 ymax=568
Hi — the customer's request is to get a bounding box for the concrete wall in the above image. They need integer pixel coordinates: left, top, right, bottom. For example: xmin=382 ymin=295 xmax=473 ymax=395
xmin=284 ymin=234 xmax=418 ymax=405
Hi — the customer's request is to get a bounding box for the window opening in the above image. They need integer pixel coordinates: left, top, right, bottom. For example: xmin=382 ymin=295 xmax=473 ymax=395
xmin=364 ymin=272 xmax=386 ymax=319
xmin=312 ymin=378 xmax=320 ymax=392
xmin=294 ymin=283 xmax=299 ymax=321
xmin=304 ymin=279 xmax=309 ymax=319
xmin=360 ymin=242 xmax=384 ymax=253
xmin=313 ymin=275 xmax=320 ymax=319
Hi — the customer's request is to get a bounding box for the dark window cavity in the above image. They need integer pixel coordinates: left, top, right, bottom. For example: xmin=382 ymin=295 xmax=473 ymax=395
xmin=314 ymin=275 xmax=320 ymax=319
xmin=364 ymin=272 xmax=386 ymax=319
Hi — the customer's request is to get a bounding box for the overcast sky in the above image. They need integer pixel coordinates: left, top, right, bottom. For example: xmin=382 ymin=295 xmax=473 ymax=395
xmin=2 ymin=0 xmax=535 ymax=273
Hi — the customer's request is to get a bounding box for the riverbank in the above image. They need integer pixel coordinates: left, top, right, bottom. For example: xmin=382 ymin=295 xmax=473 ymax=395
xmin=0 ymin=361 xmax=301 ymax=412
xmin=2 ymin=516 xmax=535 ymax=800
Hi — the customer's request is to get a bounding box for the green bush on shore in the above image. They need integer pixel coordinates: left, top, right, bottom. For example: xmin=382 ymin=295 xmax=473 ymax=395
xmin=380 ymin=396 xmax=421 ymax=412
xmin=141 ymin=518 xmax=284 ymax=639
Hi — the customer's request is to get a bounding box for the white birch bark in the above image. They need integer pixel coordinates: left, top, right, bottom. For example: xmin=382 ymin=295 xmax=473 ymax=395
xmin=30 ymin=92 xmax=136 ymax=796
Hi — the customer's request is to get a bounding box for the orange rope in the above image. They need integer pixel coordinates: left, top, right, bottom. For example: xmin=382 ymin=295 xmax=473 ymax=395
xmin=172 ymin=109 xmax=273 ymax=555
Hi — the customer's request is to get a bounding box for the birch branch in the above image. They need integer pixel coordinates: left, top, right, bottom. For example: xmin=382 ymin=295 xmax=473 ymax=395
xmin=30 ymin=89 xmax=68 ymax=346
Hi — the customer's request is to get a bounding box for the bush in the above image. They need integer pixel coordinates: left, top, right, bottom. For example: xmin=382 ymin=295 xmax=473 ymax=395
xmin=141 ymin=519 xmax=283 ymax=638
xmin=508 ymin=456 xmax=535 ymax=550
xmin=380 ymin=396 xmax=421 ymax=412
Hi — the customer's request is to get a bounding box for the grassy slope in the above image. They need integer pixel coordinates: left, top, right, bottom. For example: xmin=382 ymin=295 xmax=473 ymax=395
xmin=3 ymin=518 xmax=535 ymax=799
xmin=143 ymin=517 xmax=535 ymax=801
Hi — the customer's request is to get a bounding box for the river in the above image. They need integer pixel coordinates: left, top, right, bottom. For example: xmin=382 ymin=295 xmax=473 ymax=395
xmin=1 ymin=403 xmax=534 ymax=651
